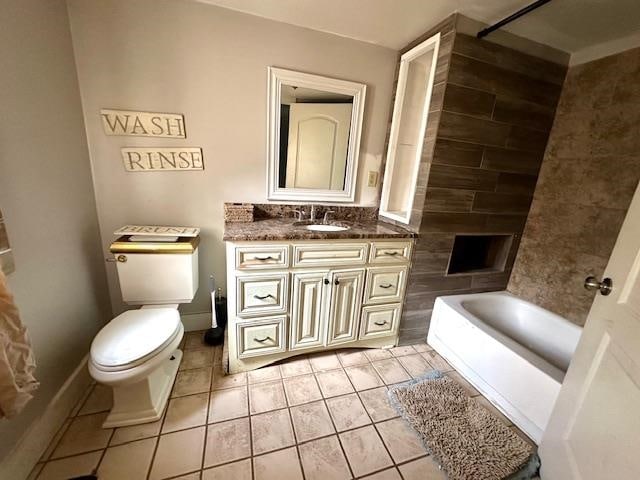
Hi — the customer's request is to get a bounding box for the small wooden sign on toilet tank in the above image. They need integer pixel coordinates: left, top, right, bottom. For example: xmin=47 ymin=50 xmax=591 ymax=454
xmin=100 ymin=109 xmax=186 ymax=138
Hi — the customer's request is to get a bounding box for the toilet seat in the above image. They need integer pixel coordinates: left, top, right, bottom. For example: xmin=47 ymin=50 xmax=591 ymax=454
xmin=91 ymin=308 xmax=181 ymax=372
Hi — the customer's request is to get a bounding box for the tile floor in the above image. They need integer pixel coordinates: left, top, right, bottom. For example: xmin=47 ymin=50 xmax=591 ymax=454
xmin=29 ymin=333 xmax=535 ymax=480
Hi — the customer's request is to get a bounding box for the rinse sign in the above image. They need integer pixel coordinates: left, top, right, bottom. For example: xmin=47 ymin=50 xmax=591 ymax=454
xmin=121 ymin=147 xmax=204 ymax=172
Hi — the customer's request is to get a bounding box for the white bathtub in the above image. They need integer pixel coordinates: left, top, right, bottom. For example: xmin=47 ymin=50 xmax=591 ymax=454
xmin=427 ymin=291 xmax=582 ymax=444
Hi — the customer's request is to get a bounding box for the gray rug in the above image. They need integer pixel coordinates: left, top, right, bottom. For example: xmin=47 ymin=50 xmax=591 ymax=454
xmin=388 ymin=371 xmax=539 ymax=480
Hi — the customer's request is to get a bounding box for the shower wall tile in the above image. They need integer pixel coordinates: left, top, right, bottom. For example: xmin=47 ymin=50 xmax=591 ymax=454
xmin=508 ymin=46 xmax=640 ymax=325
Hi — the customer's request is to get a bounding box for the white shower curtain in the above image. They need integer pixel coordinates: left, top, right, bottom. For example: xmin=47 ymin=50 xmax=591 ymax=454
xmin=0 ymin=269 xmax=38 ymax=419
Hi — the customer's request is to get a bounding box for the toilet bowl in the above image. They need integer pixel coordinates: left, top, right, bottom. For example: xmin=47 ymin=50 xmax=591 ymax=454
xmin=89 ymin=306 xmax=184 ymax=428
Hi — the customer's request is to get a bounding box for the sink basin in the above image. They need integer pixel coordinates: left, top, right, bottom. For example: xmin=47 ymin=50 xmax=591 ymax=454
xmin=305 ymin=224 xmax=350 ymax=232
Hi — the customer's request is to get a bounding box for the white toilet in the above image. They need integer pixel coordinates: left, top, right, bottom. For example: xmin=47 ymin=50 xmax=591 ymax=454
xmin=89 ymin=232 xmax=199 ymax=428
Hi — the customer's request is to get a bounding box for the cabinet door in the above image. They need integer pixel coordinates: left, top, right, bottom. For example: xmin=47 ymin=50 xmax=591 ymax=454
xmin=327 ymin=268 xmax=365 ymax=346
xmin=290 ymin=270 xmax=328 ymax=351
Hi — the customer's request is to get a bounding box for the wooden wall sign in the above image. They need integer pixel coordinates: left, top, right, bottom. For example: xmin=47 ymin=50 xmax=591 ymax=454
xmin=121 ymin=147 xmax=204 ymax=172
xmin=101 ymin=109 xmax=186 ymax=138
xmin=115 ymin=225 xmax=200 ymax=237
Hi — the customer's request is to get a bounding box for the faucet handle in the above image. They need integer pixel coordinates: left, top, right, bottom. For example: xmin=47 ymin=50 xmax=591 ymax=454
xmin=293 ymin=209 xmax=305 ymax=221
xmin=323 ymin=210 xmax=335 ymax=224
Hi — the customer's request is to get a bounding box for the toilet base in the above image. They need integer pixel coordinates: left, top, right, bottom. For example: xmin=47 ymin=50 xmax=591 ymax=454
xmin=102 ymin=349 xmax=183 ymax=428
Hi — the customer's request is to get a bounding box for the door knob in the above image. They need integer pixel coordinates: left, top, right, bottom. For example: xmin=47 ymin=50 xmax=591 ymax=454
xmin=584 ymin=276 xmax=613 ymax=296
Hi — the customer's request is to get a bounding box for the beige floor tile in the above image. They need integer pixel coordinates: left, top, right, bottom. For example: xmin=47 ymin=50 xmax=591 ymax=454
xmin=249 ymin=380 xmax=287 ymax=414
xmin=389 ymin=345 xmax=417 ymax=357
xmin=339 ymin=425 xmax=393 ymax=477
xmin=364 ymin=348 xmax=393 ymax=361
xmin=98 ymin=437 xmax=156 ymax=480
xmin=40 ymin=419 xmax=71 ymax=461
xmin=69 ymin=384 xmax=94 ymax=417
xmin=279 ymin=356 xmax=313 ymax=377
xmin=204 ymin=417 xmax=251 ymax=467
xmin=412 ymin=342 xmax=433 ymax=353
xmin=326 ymin=393 xmax=371 ymax=432
xmin=315 ymin=370 xmax=354 ymax=398
xmin=247 ymin=365 xmax=281 ymax=384
xmin=78 ymin=384 xmax=112 ymax=416
xmin=202 ymin=458 xmax=252 ymax=480
xmin=212 ymin=371 xmax=247 ymax=390
xmin=173 ymin=473 xmax=202 ymax=480
xmin=51 ymin=412 xmax=112 ymax=459
xmin=163 ymin=392 xmax=209 ymax=433
xmin=446 ymin=371 xmax=480 ymax=397
xmin=475 ymin=395 xmax=513 ymax=426
xmin=309 ymin=351 xmax=342 ymax=371
xmin=421 ymin=351 xmax=453 ymax=371
xmin=253 ymin=447 xmax=303 ymax=480
xmin=371 ymin=359 xmax=411 ymax=385
xmin=149 ymin=426 xmax=205 ymax=480
xmin=289 ymin=400 xmax=335 ymax=442
xmin=180 ymin=348 xmax=214 ymax=370
xmin=398 ymin=456 xmax=446 ymax=480
xmin=208 ymin=386 xmax=248 ymax=423
xmin=299 ymin=435 xmax=351 ymax=480
xmin=26 ymin=462 xmax=44 ymax=480
xmin=183 ymin=331 xmax=209 ymax=350
xmin=283 ymin=374 xmax=323 ymax=406
xmin=362 ymin=468 xmax=402 ymax=480
xmin=38 ymin=451 xmax=102 ymax=480
xmin=358 ymin=387 xmax=398 ymax=422
xmin=376 ymin=418 xmax=426 ymax=463
xmin=251 ymin=408 xmax=295 ymax=454
xmin=344 ymin=364 xmax=384 ymax=391
xmin=337 ymin=349 xmax=369 ymax=367
xmin=397 ymin=354 xmax=433 ymax=378
xmin=110 ymin=416 xmax=163 ymax=445
xmin=172 ymin=367 xmax=212 ymax=397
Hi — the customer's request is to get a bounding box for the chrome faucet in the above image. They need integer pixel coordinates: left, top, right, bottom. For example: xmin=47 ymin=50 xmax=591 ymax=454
xmin=323 ymin=210 xmax=335 ymax=224
xmin=309 ymin=205 xmax=318 ymax=222
xmin=293 ymin=208 xmax=306 ymax=222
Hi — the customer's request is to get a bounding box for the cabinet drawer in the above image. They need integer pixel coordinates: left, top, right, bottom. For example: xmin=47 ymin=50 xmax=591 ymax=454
xmin=236 ymin=273 xmax=288 ymax=317
xmin=369 ymin=241 xmax=412 ymax=264
xmin=292 ymin=243 xmax=368 ymax=267
xmin=364 ymin=266 xmax=407 ymax=305
xmin=360 ymin=304 xmax=401 ymax=339
xmin=235 ymin=245 xmax=289 ymax=270
xmin=237 ymin=316 xmax=286 ymax=358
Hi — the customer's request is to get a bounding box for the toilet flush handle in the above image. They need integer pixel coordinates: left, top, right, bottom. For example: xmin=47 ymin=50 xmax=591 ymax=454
xmin=106 ymin=255 xmax=127 ymax=263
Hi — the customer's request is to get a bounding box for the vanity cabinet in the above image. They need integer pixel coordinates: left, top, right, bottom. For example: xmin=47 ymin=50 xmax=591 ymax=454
xmin=226 ymin=238 xmax=413 ymax=373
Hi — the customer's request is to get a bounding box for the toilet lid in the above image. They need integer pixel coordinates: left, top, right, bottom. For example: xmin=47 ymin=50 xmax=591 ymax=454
xmin=91 ymin=308 xmax=181 ymax=368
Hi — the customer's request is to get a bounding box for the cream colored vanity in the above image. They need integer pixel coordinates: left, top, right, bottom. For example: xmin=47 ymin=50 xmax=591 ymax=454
xmin=225 ymin=238 xmax=413 ymax=373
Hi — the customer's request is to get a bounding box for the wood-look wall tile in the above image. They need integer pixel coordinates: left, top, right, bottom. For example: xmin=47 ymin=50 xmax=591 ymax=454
xmin=424 ymin=187 xmax=474 ymax=212
xmin=496 ymin=172 xmax=538 ymax=195
xmin=506 ymin=125 xmax=551 ymax=152
xmin=492 ymin=96 xmax=556 ymax=131
xmin=411 ymin=252 xmax=451 ymax=275
xmin=428 ymin=164 xmax=499 ymax=191
xmin=429 ymin=82 xmax=446 ymax=112
xmin=432 ymin=139 xmax=483 ymax=167
xmin=448 ymin=54 xmax=562 ymax=107
xmin=414 ymin=233 xmax=456 ymax=253
xmin=406 ymin=273 xmax=472 ymax=294
xmin=405 ymin=289 xmax=471 ymax=312
xmin=482 ymin=147 xmax=543 ymax=175
xmin=424 ymin=110 xmax=442 ymax=143
xmin=452 ymin=33 xmax=567 ymax=86
xmin=470 ymin=272 xmax=511 ymax=290
xmin=420 ymin=212 xmax=488 ymax=233
xmin=443 ymin=84 xmax=496 ymax=119
xmin=473 ymin=192 xmax=533 ymax=214
xmin=484 ymin=214 xmax=528 ymax=233
xmin=438 ymin=111 xmax=510 ymax=147
xmin=401 ymin=14 xmax=456 ymax=53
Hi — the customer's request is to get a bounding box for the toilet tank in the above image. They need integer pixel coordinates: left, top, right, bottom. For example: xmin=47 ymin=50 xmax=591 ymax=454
xmin=110 ymin=236 xmax=200 ymax=305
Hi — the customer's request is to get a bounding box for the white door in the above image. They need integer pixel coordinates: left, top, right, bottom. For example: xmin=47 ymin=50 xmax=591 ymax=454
xmin=290 ymin=270 xmax=328 ymax=351
xmin=327 ymin=268 xmax=365 ymax=346
xmin=286 ymin=103 xmax=352 ymax=190
xmin=539 ymin=181 xmax=640 ymax=479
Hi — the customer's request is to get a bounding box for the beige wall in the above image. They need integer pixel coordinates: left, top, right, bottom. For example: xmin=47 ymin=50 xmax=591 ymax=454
xmin=509 ymin=46 xmax=640 ymax=325
xmin=0 ymin=0 xmax=111 ymax=461
xmin=67 ymin=0 xmax=397 ymax=317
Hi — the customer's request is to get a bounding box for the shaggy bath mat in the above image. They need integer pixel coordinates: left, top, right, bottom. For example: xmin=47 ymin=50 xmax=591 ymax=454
xmin=388 ymin=371 xmax=539 ymax=480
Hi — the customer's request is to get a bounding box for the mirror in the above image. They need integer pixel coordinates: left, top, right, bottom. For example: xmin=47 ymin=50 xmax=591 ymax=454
xmin=267 ymin=67 xmax=366 ymax=203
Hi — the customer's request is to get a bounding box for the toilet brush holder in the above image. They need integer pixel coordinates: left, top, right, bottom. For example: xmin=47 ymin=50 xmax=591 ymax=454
xmin=204 ymin=294 xmax=227 ymax=346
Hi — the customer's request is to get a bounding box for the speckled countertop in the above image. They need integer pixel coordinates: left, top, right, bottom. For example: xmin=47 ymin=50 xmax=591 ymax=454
xmin=223 ymin=217 xmax=415 ymax=241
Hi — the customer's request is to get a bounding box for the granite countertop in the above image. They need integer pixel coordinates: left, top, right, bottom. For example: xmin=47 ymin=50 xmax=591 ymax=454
xmin=223 ymin=217 xmax=415 ymax=241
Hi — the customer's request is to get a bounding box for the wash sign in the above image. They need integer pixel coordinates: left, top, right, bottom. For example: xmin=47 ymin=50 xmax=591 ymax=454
xmin=121 ymin=148 xmax=204 ymax=171
xmin=101 ymin=109 xmax=186 ymax=138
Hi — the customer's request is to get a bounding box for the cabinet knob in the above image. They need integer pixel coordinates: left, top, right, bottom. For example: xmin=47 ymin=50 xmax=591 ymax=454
xmin=324 ymin=279 xmax=330 ymax=285
xmin=334 ymin=279 xmax=340 ymax=285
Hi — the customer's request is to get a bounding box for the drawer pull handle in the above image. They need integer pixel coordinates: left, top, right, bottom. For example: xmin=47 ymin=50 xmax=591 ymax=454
xmin=253 ymin=294 xmax=275 ymax=300
xmin=254 ymin=336 xmax=272 ymax=343
xmin=255 ymin=256 xmax=275 ymax=261
xmin=379 ymin=283 xmax=394 ymax=289
xmin=382 ymin=251 xmax=399 ymax=256
xmin=374 ymin=321 xmax=388 ymax=326
xmin=334 ymin=279 xmax=340 ymax=285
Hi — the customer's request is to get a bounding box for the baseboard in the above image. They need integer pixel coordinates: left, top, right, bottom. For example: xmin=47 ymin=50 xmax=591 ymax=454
xmin=181 ymin=312 xmax=212 ymax=332
xmin=0 ymin=356 xmax=92 ymax=480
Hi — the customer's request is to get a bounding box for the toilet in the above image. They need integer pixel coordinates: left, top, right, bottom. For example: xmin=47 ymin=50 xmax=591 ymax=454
xmin=89 ymin=230 xmax=199 ymax=428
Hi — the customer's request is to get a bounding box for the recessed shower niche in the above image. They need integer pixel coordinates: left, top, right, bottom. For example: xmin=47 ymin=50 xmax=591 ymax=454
xmin=447 ymin=234 xmax=514 ymax=275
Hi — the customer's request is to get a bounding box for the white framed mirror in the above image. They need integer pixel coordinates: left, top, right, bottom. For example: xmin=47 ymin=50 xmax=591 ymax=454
xmin=267 ymin=67 xmax=366 ymax=203
xmin=379 ymin=33 xmax=441 ymax=224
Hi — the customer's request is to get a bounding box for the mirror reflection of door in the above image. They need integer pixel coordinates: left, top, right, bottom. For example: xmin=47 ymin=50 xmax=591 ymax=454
xmin=279 ymin=85 xmax=353 ymax=191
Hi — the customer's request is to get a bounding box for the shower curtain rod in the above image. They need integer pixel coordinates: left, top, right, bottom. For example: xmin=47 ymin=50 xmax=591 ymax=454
xmin=477 ymin=0 xmax=553 ymax=39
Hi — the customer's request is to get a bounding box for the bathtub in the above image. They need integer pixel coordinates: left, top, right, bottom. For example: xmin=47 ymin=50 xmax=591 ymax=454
xmin=427 ymin=291 xmax=582 ymax=444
